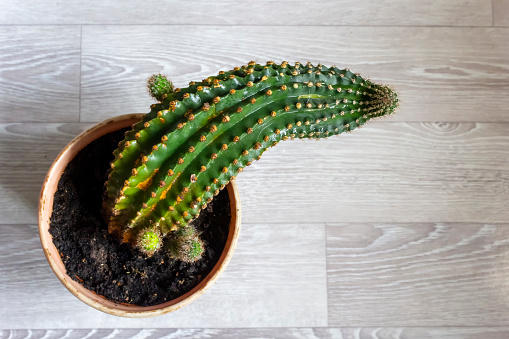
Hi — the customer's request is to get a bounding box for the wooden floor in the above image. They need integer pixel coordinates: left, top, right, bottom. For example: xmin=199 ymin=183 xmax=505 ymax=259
xmin=1 ymin=1 xmax=509 ymax=337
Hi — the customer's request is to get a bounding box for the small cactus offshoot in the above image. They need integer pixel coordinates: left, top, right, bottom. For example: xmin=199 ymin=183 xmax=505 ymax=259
xmin=137 ymin=229 xmax=161 ymax=255
xmin=103 ymin=61 xmax=399 ymax=259
xmin=165 ymin=226 xmax=205 ymax=263
xmin=147 ymin=74 xmax=174 ymax=102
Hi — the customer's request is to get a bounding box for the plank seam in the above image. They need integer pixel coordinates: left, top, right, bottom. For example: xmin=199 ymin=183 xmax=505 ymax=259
xmin=0 ymin=24 xmax=502 ymax=28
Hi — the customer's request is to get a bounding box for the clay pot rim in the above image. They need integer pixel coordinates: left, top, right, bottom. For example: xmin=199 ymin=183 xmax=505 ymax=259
xmin=38 ymin=113 xmax=241 ymax=318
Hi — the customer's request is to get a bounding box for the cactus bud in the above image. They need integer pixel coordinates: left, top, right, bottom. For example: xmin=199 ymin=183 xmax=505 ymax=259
xmin=147 ymin=74 xmax=174 ymax=101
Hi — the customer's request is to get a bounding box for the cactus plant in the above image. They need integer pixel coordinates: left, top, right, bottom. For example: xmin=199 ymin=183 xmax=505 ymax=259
xmin=102 ymin=61 xmax=399 ymax=260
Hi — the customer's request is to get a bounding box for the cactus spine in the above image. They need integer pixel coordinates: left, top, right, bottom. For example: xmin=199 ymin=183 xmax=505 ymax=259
xmin=103 ymin=61 xmax=399 ymax=258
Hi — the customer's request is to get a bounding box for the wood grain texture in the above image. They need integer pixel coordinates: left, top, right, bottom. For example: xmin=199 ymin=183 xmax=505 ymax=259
xmin=326 ymin=222 xmax=509 ymax=326
xmin=80 ymin=26 xmax=509 ymax=123
xmin=494 ymin=0 xmax=509 ymax=26
xmin=0 ymin=0 xmax=492 ymax=26
xmin=2 ymin=1 xmax=509 ymax=332
xmin=237 ymin=122 xmax=509 ymax=224
xmin=0 ymin=223 xmax=326 ymax=328
xmin=0 ymin=26 xmax=80 ymax=123
xmin=3 ymin=327 xmax=509 ymax=339
xmin=0 ymin=123 xmax=92 ymax=224
xmin=2 ymin=122 xmax=508 ymax=225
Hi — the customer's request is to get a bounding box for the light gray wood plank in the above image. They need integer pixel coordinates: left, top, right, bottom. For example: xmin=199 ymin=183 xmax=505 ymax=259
xmin=326 ymin=222 xmax=509 ymax=326
xmin=2 ymin=122 xmax=509 ymax=225
xmin=0 ymin=123 xmax=92 ymax=224
xmin=237 ymin=122 xmax=509 ymax=224
xmin=494 ymin=0 xmax=509 ymax=26
xmin=80 ymin=26 xmax=509 ymax=123
xmin=0 ymin=26 xmax=80 ymax=123
xmin=0 ymin=223 xmax=327 ymax=328
xmin=0 ymin=0 xmax=492 ymax=26
xmin=3 ymin=328 xmax=509 ymax=339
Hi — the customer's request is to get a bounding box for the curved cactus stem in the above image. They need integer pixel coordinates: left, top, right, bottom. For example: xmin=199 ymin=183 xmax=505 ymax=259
xmin=103 ymin=61 xmax=399 ymax=254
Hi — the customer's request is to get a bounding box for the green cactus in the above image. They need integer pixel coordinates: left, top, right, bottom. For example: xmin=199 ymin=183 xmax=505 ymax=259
xmin=165 ymin=226 xmax=205 ymax=263
xmin=147 ymin=74 xmax=173 ymax=102
xmin=137 ymin=228 xmax=161 ymax=255
xmin=103 ymin=61 xmax=399 ymax=258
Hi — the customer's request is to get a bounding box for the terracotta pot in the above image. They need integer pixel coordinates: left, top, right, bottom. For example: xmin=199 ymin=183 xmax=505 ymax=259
xmin=38 ymin=113 xmax=241 ymax=317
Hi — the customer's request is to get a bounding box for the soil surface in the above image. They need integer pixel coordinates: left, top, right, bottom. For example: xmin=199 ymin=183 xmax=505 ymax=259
xmin=49 ymin=128 xmax=231 ymax=306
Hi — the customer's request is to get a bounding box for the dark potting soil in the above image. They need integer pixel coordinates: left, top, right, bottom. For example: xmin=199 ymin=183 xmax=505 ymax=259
xmin=49 ymin=128 xmax=231 ymax=306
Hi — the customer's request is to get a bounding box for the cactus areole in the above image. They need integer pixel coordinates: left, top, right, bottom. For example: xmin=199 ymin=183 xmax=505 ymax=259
xmin=103 ymin=61 xmax=399 ymax=258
